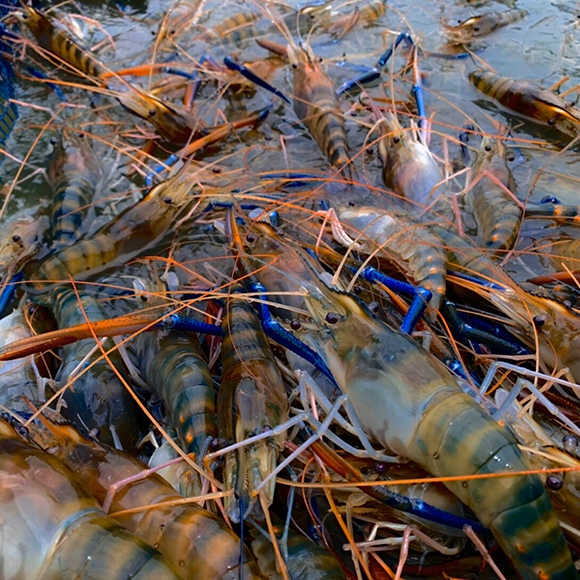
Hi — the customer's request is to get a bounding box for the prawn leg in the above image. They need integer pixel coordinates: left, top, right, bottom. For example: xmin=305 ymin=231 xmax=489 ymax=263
xmin=250 ymin=281 xmax=335 ymax=382
xmin=347 ymin=264 xmax=432 ymax=334
xmin=0 ymin=272 xmax=22 ymax=317
xmin=223 ymin=56 xmax=291 ymax=103
xmin=336 ymin=32 xmax=413 ymax=96
xmin=441 ymin=299 xmax=529 ymax=355
xmin=310 ymin=433 xmax=487 ymax=532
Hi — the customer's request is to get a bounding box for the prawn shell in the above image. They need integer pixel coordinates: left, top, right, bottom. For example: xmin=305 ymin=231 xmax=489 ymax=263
xmin=293 ymin=61 xmax=350 ymax=169
xmin=218 ymin=297 xmax=289 ymax=520
xmin=49 ymin=132 xmax=101 ymax=248
xmin=469 ymin=71 xmax=580 ymax=138
xmin=20 ymin=8 xmax=103 ymax=77
xmin=0 ymin=421 xmax=180 ymax=580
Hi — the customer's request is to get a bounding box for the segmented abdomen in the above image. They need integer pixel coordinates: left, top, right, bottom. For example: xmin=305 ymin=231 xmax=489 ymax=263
xmin=252 ymin=525 xmax=347 ymax=580
xmin=50 ymin=174 xmax=93 ymax=247
xmin=294 ymin=67 xmax=350 ymax=169
xmin=43 ymin=512 xmax=182 ymax=580
xmin=197 ymin=12 xmax=260 ymax=46
xmin=340 ymin=209 xmax=447 ymax=312
xmin=360 ymin=0 xmax=386 ymax=21
xmin=31 ymin=233 xmax=119 ymax=286
xmin=469 ymin=71 xmax=517 ymax=105
xmin=411 ymin=391 xmax=576 ymax=580
xmin=474 ymin=188 xmax=521 ymax=253
xmin=138 ymin=332 xmax=217 ymax=458
xmin=0 ymin=430 xmax=180 ymax=580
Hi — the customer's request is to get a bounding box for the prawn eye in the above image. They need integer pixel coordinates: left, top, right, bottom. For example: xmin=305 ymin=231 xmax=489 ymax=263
xmin=148 ymin=109 xmax=157 ymax=117
xmin=246 ymin=234 xmax=255 ymax=243
xmin=484 ymin=145 xmax=492 ymax=152
xmin=325 ymin=312 xmax=339 ymax=324
xmin=533 ymin=315 xmax=546 ymax=328
xmin=548 ymin=118 xmax=556 ymax=126
xmin=563 ymin=434 xmax=579 ymax=451
xmin=393 ymin=136 xmax=400 ymax=144
xmin=291 ymin=63 xmax=298 ymax=69
xmin=473 ymin=26 xmax=480 ymax=32
xmin=290 ymin=319 xmax=301 ymax=330
xmin=163 ymin=197 xmax=172 ymax=205
xmin=12 ymin=235 xmax=21 ymax=243
xmin=368 ymin=301 xmax=380 ymax=313
xmin=546 ymin=475 xmax=564 ymax=490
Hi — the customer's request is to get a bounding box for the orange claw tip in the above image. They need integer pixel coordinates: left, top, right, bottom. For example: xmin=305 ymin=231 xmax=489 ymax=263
xmin=0 ymin=314 xmax=158 ymax=361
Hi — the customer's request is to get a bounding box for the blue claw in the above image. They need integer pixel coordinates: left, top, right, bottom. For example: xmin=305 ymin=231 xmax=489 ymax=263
xmin=442 ymin=300 xmax=528 ymax=356
xmin=337 ymin=32 xmax=413 ymax=97
xmin=336 ymin=68 xmax=381 ymax=96
xmin=540 ymin=196 xmax=561 ymax=205
xmin=258 ymin=101 xmax=273 ymax=122
xmin=145 ymin=153 xmax=178 ymax=187
xmin=335 ymin=61 xmax=378 ymax=73
xmin=159 ymin=313 xmax=222 ymax=336
xmin=250 ymin=282 xmax=337 ymax=383
xmin=0 ymin=272 xmax=22 ymax=317
xmin=348 ymin=265 xmax=431 ymax=334
xmin=411 ymin=83 xmax=426 ymax=124
xmin=223 ymin=56 xmax=291 ymax=104
xmin=377 ymin=32 xmax=413 ymax=68
xmin=163 ymin=67 xmax=197 ymax=80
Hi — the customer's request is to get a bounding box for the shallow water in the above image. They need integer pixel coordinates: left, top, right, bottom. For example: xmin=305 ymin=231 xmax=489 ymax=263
xmin=1 ymin=2 xmax=580 ymax=578
xmin=3 ymin=0 xmax=580 ymax=286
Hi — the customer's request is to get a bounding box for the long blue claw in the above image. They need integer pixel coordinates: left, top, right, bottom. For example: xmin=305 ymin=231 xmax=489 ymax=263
xmin=336 ymin=68 xmax=380 ymax=96
xmin=159 ymin=313 xmax=222 ymax=336
xmin=163 ymin=67 xmax=197 ymax=80
xmin=0 ymin=272 xmax=22 ymax=317
xmin=401 ymin=287 xmax=432 ymax=334
xmin=260 ymin=172 xmax=320 ymax=188
xmin=426 ymin=48 xmax=485 ymax=60
xmin=442 ymin=300 xmax=528 ymax=356
xmin=350 ymin=265 xmax=431 ymax=334
xmin=223 ymin=56 xmax=291 ymax=104
xmin=377 ymin=32 xmax=413 ymax=68
xmin=199 ymin=54 xmax=220 ymax=69
xmin=411 ymin=84 xmax=426 ymax=123
xmin=335 ymin=61 xmax=377 ymax=73
xmin=337 ymin=32 xmax=413 ymax=97
xmin=250 ymin=282 xmax=337 ymax=383
xmin=459 ymin=309 xmax=529 ymax=352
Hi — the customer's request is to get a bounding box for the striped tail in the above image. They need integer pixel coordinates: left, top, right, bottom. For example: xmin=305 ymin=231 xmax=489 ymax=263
xmin=412 ymin=392 xmax=577 ymax=580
